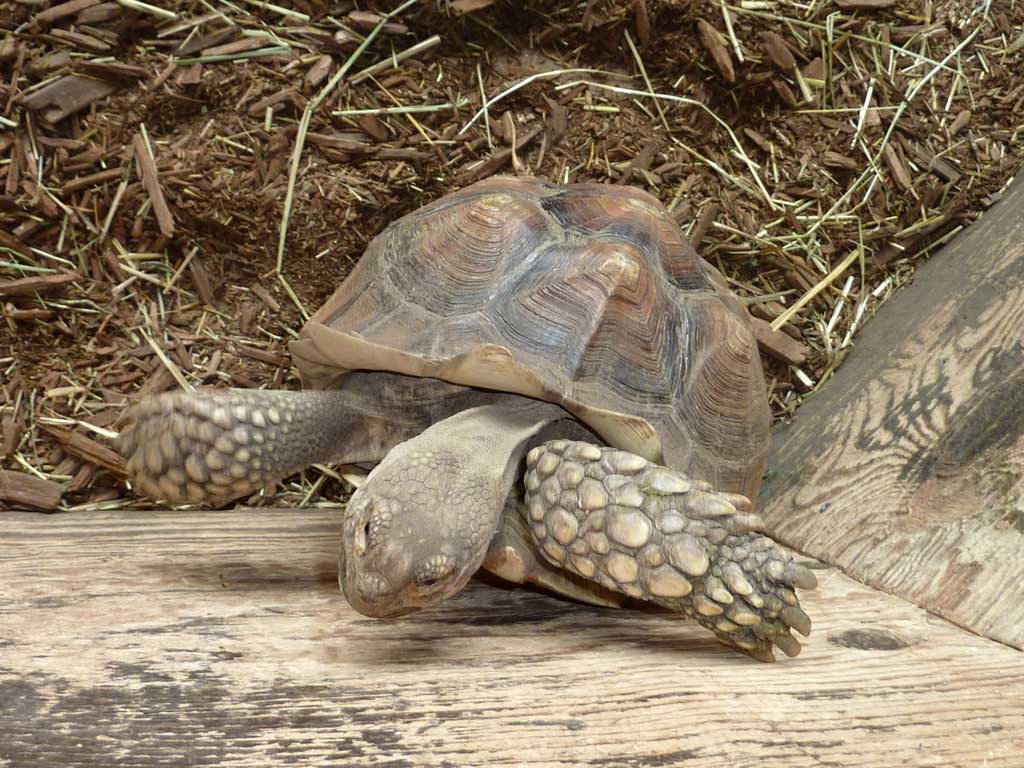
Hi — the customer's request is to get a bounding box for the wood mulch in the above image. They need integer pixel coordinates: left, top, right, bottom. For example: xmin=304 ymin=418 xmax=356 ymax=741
xmin=1 ymin=0 xmax=1022 ymax=511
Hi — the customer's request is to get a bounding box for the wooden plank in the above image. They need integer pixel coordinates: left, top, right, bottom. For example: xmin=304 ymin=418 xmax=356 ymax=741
xmin=1 ymin=508 xmax=1022 ymax=767
xmin=760 ymin=175 xmax=1024 ymax=649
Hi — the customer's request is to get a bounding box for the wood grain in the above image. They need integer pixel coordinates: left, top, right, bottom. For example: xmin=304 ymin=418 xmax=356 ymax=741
xmin=760 ymin=175 xmax=1024 ymax=649
xmin=2 ymin=508 xmax=1023 ymax=767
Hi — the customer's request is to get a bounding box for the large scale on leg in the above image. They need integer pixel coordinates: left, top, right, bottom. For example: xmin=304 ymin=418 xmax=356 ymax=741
xmin=116 ymin=176 xmax=816 ymax=661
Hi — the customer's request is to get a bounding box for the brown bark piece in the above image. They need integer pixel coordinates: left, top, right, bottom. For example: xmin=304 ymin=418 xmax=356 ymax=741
xmin=698 ymin=20 xmax=736 ymax=83
xmin=460 ymin=125 xmax=543 ymax=182
xmin=690 ymin=202 xmax=719 ymax=248
xmin=20 ymin=75 xmax=118 ymax=123
xmin=634 ymin=0 xmax=651 ymax=48
xmin=883 ymin=143 xmax=913 ymax=191
xmin=823 ymin=151 xmax=859 ymax=170
xmin=189 ymin=256 xmax=215 ymax=306
xmin=0 ymin=470 xmax=63 ymax=511
xmin=834 ymin=0 xmax=897 ymax=8
xmin=39 ymin=424 xmax=126 ymax=478
xmin=450 ymin=0 xmax=495 ymax=15
xmin=760 ymin=32 xmax=796 ymax=72
xmin=0 ymin=273 xmax=79 ymax=299
xmin=347 ymin=11 xmax=407 ymax=35
xmin=77 ymin=2 xmax=120 ymax=23
xmin=34 ymin=0 xmax=100 ymax=25
xmin=61 ymin=167 xmax=124 ymax=195
xmin=75 ymin=60 xmax=149 ymax=81
xmin=1 ymin=407 xmax=24 ymax=458
xmin=305 ymin=55 xmax=332 ymax=88
xmin=49 ymin=29 xmax=111 ymax=53
xmin=132 ymin=133 xmax=174 ymax=238
xmin=202 ymin=37 xmax=274 ymax=58
xmin=234 ymin=344 xmax=289 ymax=368
xmin=0 ymin=228 xmax=32 ymax=257
xmin=751 ymin=317 xmax=810 ymax=366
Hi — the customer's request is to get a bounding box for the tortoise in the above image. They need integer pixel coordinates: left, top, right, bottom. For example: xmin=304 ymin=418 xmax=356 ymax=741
xmin=115 ymin=176 xmax=817 ymax=662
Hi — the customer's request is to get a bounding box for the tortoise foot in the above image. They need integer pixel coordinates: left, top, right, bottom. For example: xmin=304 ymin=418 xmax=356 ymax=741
xmin=523 ymin=440 xmax=817 ymax=662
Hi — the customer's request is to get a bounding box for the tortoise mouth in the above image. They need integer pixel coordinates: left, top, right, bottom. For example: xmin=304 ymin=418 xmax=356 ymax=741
xmin=343 ymin=576 xmax=458 ymax=619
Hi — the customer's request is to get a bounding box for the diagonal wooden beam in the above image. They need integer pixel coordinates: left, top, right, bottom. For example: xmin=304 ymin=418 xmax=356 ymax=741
xmin=760 ymin=173 xmax=1024 ymax=650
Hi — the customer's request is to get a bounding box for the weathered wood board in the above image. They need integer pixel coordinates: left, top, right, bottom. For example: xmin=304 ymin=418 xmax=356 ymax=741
xmin=2 ymin=508 xmax=1023 ymax=767
xmin=760 ymin=175 xmax=1024 ymax=650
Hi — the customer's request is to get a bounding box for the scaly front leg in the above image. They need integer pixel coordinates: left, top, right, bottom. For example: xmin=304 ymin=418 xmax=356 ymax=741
xmin=523 ymin=440 xmax=817 ymax=662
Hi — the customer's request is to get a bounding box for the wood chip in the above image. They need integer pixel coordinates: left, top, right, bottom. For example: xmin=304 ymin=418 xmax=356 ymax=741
xmin=751 ymin=317 xmax=810 ymax=366
xmin=743 ymin=128 xmax=771 ymax=153
xmin=134 ymin=367 xmax=177 ymax=399
xmin=462 ymin=125 xmax=543 ymax=182
xmin=1 ymin=405 xmax=24 ymax=459
xmin=911 ymin=147 xmax=962 ymax=184
xmin=48 ymin=28 xmax=112 ymax=53
xmin=0 ymin=227 xmax=32 ymax=257
xmin=305 ymin=55 xmax=332 ymax=88
xmin=20 ymin=75 xmax=118 ymax=123
xmin=61 ymin=166 xmax=124 ymax=195
xmin=132 ymin=133 xmax=174 ymax=238
xmin=543 ymin=96 xmax=568 ymax=145
xmin=202 ymin=37 xmax=274 ymax=58
xmin=75 ymin=60 xmax=149 ymax=81
xmin=823 ymin=151 xmax=859 ymax=170
xmin=250 ymin=284 xmax=281 ymax=313
xmin=949 ymin=110 xmax=971 ymax=137
xmin=698 ymin=20 xmax=736 ymax=84
xmin=450 ymin=0 xmax=495 ymax=14
xmin=34 ymin=0 xmax=100 ymax=25
xmin=634 ymin=0 xmax=651 ymax=48
xmin=0 ymin=274 xmax=79 ymax=299
xmin=834 ymin=0 xmax=896 ymax=8
xmin=39 ymin=425 xmax=126 ymax=478
xmin=234 ymin=344 xmax=289 ymax=368
xmin=189 ymin=256 xmax=214 ymax=306
xmin=357 ymin=115 xmax=389 ymax=142
xmin=67 ymin=463 xmax=97 ymax=493
xmin=347 ymin=10 xmax=408 ymax=35
xmin=77 ymin=2 xmax=120 ymax=24
xmin=306 ymin=133 xmax=373 ymax=154
xmin=883 ymin=143 xmax=914 ymax=191
xmin=0 ymin=469 xmax=63 ymax=511
xmin=772 ymin=79 xmax=798 ymax=107
xmin=690 ymin=202 xmax=719 ymax=248
xmin=760 ymin=32 xmax=796 ymax=72
xmin=247 ymin=88 xmax=307 ymax=117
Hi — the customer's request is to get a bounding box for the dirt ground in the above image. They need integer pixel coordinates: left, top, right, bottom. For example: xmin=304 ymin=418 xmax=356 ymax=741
xmin=1 ymin=0 xmax=1022 ymax=511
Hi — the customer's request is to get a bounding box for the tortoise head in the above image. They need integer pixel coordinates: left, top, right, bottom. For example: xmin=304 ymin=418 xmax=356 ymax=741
xmin=339 ymin=447 xmax=495 ymax=618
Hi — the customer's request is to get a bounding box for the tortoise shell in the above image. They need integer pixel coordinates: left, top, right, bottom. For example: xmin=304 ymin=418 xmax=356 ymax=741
xmin=290 ymin=177 xmax=770 ymax=501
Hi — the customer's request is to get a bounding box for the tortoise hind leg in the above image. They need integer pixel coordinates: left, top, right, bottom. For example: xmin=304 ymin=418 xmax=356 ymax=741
xmin=522 ymin=440 xmax=817 ymax=662
xmin=115 ymin=389 xmax=365 ymax=506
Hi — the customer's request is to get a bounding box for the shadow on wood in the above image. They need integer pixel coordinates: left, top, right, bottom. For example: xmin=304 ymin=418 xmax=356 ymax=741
xmin=760 ymin=174 xmax=1024 ymax=650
